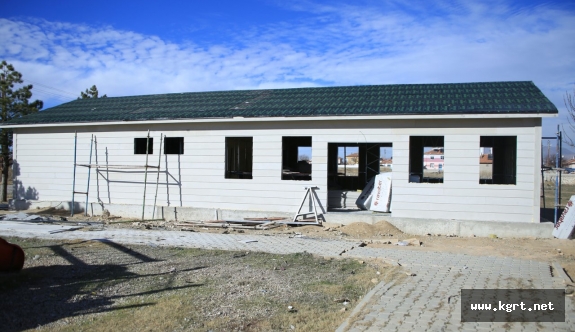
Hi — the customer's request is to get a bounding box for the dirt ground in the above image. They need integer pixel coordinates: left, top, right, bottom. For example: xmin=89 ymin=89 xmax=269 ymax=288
xmin=3 ymin=206 xmax=574 ymax=283
xmin=289 ymin=221 xmax=575 ymax=281
xmin=1 ymin=236 xmax=403 ymax=332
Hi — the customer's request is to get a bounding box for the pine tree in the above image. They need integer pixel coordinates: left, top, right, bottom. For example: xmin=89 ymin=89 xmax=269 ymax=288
xmin=0 ymin=60 xmax=43 ymax=201
xmin=79 ymin=85 xmax=107 ymax=99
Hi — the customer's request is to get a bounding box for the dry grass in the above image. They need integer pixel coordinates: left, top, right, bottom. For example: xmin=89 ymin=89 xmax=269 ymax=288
xmin=1 ymin=237 xmax=398 ymax=332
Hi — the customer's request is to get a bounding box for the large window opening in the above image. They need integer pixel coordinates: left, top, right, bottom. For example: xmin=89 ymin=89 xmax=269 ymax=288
xmin=479 ymin=136 xmax=516 ymax=185
xmin=327 ymin=142 xmax=392 ymax=209
xmin=327 ymin=143 xmax=392 ymax=191
xmin=134 ymin=138 xmax=153 ymax=154
xmin=164 ymin=137 xmax=184 ymax=154
xmin=409 ymin=136 xmax=444 ymax=183
xmin=282 ymin=136 xmax=312 ymax=181
xmin=225 ymin=137 xmax=253 ymax=179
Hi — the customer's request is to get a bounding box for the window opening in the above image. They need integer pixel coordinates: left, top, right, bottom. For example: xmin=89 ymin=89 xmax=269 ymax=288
xmin=409 ymin=136 xmax=444 ymax=183
xmin=339 ymin=146 xmax=359 ymax=177
xmin=164 ymin=137 xmax=184 ymax=154
xmin=327 ymin=143 xmax=392 ymax=192
xmin=479 ymin=136 xmax=516 ymax=185
xmin=282 ymin=137 xmax=312 ymax=180
xmin=134 ymin=138 xmax=153 ymax=154
xmin=225 ymin=137 xmax=253 ymax=179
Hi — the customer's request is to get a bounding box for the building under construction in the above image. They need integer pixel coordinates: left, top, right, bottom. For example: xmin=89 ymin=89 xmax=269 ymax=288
xmin=3 ymin=81 xmax=558 ymax=223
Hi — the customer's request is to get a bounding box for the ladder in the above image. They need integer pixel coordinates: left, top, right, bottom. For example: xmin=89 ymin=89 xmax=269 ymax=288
xmin=71 ymin=132 xmax=93 ymax=216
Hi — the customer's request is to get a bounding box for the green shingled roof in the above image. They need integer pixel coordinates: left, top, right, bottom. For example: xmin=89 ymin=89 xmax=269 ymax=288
xmin=6 ymin=81 xmax=557 ymax=125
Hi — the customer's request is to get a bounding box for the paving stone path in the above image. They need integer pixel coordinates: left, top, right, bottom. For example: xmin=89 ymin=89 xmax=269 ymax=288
xmin=1 ymin=221 xmax=573 ymax=331
xmin=340 ymin=248 xmax=573 ymax=331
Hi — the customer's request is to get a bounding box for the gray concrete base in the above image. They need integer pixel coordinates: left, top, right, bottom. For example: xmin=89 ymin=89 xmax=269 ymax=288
xmin=9 ymin=199 xmax=555 ymax=238
xmin=323 ymin=212 xmax=555 ymax=239
xmin=384 ymin=217 xmax=555 ymax=239
xmin=10 ymin=199 xmax=294 ymax=223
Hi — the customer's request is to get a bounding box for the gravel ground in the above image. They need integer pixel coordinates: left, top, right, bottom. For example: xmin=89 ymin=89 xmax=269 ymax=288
xmin=0 ymin=236 xmax=398 ymax=332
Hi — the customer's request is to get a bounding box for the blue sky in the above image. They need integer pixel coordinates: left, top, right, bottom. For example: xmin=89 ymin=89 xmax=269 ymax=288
xmin=1 ymin=0 xmax=574 ymax=139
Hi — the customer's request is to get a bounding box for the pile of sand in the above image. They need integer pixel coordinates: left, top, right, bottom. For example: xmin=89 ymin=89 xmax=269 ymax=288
xmin=340 ymin=220 xmax=404 ymax=238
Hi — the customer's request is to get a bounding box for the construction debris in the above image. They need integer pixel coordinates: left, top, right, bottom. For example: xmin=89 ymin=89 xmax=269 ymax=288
xmin=176 ymin=219 xmax=284 ymax=231
xmin=238 ymin=239 xmax=258 ymax=243
xmin=403 ymin=238 xmax=421 ymax=246
xmin=243 ymin=217 xmax=287 ymax=221
xmin=333 ymin=298 xmax=351 ymax=303
xmin=395 ymin=238 xmax=420 ymax=246
xmin=2 ymin=213 xmax=52 ymax=221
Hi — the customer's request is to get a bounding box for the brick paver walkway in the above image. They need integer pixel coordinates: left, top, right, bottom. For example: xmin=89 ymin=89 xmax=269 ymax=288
xmin=340 ymin=247 xmax=573 ymax=331
xmin=1 ymin=221 xmax=573 ymax=331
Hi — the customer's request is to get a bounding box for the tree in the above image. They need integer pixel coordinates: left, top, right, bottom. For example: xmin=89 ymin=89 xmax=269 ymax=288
xmin=563 ymin=84 xmax=575 ymax=147
xmin=79 ymin=85 xmax=107 ymax=99
xmin=0 ymin=60 xmax=43 ymax=201
xmin=543 ymin=152 xmax=567 ymax=168
xmin=298 ymin=154 xmax=310 ymax=162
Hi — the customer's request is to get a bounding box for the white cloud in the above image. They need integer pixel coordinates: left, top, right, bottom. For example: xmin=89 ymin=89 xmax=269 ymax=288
xmin=0 ymin=1 xmax=574 ymax=136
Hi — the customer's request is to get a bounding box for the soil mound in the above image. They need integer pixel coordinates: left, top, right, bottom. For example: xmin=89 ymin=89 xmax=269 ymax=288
xmin=340 ymin=220 xmax=403 ymax=238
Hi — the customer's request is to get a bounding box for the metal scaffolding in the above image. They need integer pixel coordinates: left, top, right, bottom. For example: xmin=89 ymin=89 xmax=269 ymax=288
xmin=541 ymin=125 xmax=563 ymax=225
xmin=71 ymin=131 xmax=163 ymax=220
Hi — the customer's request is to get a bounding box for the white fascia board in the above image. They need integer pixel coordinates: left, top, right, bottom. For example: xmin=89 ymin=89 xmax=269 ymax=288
xmin=2 ymin=112 xmax=557 ymax=129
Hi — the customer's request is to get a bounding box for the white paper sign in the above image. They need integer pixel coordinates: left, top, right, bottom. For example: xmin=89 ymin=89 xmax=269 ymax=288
xmin=370 ymin=172 xmax=392 ymax=213
xmin=553 ymin=195 xmax=575 ymax=239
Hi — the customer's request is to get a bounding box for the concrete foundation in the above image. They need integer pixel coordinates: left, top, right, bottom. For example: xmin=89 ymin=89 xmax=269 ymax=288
xmin=10 ymin=199 xmax=555 ymax=239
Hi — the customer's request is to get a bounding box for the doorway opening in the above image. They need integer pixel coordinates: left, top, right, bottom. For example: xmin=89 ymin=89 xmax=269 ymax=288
xmin=327 ymin=142 xmax=392 ymax=210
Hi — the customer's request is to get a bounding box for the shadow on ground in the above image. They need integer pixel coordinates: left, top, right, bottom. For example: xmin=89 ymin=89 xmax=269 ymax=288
xmin=0 ymin=239 xmax=204 ymax=332
xmin=540 ymin=207 xmax=565 ymax=223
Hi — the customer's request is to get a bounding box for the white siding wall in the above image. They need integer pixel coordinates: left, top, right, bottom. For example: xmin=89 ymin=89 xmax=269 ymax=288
xmin=12 ymin=117 xmax=542 ymax=222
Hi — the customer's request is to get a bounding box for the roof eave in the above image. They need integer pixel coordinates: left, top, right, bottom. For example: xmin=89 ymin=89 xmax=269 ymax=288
xmin=2 ymin=112 xmax=558 ymax=129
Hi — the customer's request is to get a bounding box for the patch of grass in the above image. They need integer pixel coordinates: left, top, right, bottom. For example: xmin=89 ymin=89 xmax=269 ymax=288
xmin=1 ymin=237 xmax=400 ymax=332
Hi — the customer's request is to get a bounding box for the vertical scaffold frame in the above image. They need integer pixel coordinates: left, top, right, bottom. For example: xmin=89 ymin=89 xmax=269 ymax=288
xmin=71 ymin=131 xmax=163 ymax=220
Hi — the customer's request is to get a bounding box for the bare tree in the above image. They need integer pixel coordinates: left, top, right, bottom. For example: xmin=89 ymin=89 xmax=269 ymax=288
xmin=563 ymin=84 xmax=575 ymax=147
xmin=543 ymin=152 xmax=567 ymax=168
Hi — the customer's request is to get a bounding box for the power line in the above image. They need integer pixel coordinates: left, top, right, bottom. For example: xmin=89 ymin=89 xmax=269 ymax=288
xmin=22 ymin=79 xmax=78 ymax=98
xmin=28 ymin=86 xmax=75 ymax=102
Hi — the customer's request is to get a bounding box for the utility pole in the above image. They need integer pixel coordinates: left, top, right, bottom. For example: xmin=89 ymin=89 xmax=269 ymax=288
xmin=0 ymin=76 xmax=7 ymax=202
xmin=547 ymin=140 xmax=551 ymax=167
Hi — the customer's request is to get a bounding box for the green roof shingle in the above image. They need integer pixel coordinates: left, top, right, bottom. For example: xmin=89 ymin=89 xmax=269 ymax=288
xmin=6 ymin=81 xmax=557 ymax=125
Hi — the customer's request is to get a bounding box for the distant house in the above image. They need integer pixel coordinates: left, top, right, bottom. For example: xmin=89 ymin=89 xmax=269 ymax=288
xmin=479 ymin=153 xmax=493 ymax=179
xmin=346 ymin=153 xmax=359 ymax=165
xmin=3 ymin=81 xmax=558 ymax=223
xmin=480 ymin=154 xmax=493 ymax=165
xmin=565 ymin=158 xmax=575 ymax=169
xmin=423 ymin=148 xmax=444 ymax=170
